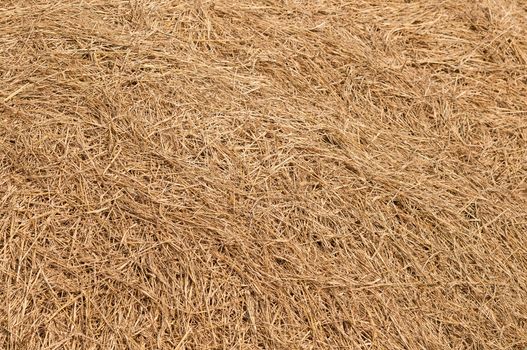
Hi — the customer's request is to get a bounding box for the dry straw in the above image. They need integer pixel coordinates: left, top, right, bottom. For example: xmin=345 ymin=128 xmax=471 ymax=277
xmin=1 ymin=0 xmax=527 ymax=349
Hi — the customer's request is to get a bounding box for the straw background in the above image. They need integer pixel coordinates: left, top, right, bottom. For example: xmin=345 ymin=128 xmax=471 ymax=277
xmin=1 ymin=0 xmax=527 ymax=349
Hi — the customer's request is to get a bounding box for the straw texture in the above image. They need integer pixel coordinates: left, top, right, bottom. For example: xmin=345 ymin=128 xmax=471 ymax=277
xmin=1 ymin=0 xmax=527 ymax=349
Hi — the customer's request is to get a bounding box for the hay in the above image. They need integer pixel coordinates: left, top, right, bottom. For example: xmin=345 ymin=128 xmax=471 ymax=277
xmin=1 ymin=0 xmax=527 ymax=348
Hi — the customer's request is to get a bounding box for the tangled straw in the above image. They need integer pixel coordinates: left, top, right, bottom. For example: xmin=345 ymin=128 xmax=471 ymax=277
xmin=1 ymin=0 xmax=526 ymax=349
